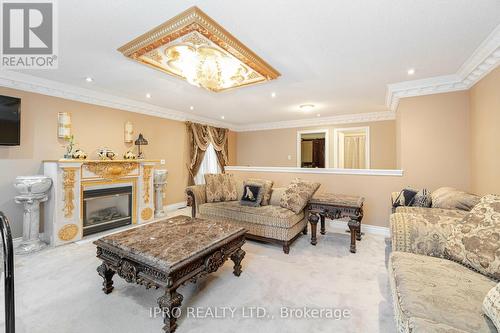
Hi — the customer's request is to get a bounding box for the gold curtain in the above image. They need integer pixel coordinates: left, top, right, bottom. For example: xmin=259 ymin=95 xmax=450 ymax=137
xmin=186 ymin=122 xmax=229 ymax=185
xmin=344 ymin=136 xmax=366 ymax=169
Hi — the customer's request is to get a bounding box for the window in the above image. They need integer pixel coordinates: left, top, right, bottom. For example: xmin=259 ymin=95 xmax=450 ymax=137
xmin=194 ymin=143 xmax=221 ymax=184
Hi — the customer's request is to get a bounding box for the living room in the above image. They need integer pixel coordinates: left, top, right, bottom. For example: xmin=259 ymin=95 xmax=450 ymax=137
xmin=0 ymin=1 xmax=499 ymax=333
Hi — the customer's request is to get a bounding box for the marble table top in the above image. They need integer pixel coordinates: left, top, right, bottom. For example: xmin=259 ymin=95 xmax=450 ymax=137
xmin=310 ymin=192 xmax=364 ymax=208
xmin=94 ymin=215 xmax=246 ymax=272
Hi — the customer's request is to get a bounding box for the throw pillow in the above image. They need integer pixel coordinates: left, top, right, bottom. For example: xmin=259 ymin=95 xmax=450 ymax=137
xmin=240 ymin=182 xmax=264 ymax=207
xmin=221 ymin=174 xmax=238 ymax=201
xmin=411 ymin=188 xmax=432 ymax=208
xmin=392 ymin=188 xmax=419 ymax=208
xmin=269 ymin=187 xmax=287 ymax=206
xmin=483 ymin=283 xmax=500 ymax=330
xmin=280 ymin=178 xmax=321 ymax=214
xmin=431 ymin=187 xmax=480 ymax=211
xmin=247 ymin=178 xmax=274 ymax=206
xmin=445 ymin=194 xmax=500 ymax=280
xmin=204 ymin=174 xmax=224 ymax=203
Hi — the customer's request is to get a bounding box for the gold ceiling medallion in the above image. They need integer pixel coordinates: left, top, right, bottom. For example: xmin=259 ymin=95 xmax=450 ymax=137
xmin=118 ymin=6 xmax=280 ymax=92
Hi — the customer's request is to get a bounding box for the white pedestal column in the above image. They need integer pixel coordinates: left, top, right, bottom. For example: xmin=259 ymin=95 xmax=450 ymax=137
xmin=154 ymin=169 xmax=168 ymax=218
xmin=15 ymin=194 xmax=48 ymax=254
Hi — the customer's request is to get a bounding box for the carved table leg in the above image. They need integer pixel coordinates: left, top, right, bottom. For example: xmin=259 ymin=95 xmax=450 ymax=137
xmin=348 ymin=219 xmax=360 ymax=253
xmin=230 ymin=248 xmax=246 ymax=277
xmin=320 ymin=214 xmax=326 ymax=235
xmin=97 ymin=262 xmax=115 ymax=294
xmin=158 ymin=289 xmax=184 ymax=333
xmin=356 ymin=220 xmax=362 ymax=241
xmin=356 ymin=211 xmax=364 ymax=241
xmin=309 ymin=213 xmax=319 ymax=245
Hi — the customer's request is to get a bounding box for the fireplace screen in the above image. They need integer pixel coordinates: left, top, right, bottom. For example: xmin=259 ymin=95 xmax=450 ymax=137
xmin=83 ymin=186 xmax=132 ymax=236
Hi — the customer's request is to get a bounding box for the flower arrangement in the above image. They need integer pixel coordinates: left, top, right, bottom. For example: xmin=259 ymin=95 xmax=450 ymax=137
xmin=63 ymin=135 xmax=75 ymax=159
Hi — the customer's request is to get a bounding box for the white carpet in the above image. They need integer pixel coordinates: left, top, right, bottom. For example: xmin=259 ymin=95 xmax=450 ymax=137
xmin=0 ymin=209 xmax=395 ymax=333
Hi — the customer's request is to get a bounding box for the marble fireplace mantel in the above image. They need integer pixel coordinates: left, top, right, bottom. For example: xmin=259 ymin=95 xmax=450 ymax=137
xmin=43 ymin=159 xmax=160 ymax=246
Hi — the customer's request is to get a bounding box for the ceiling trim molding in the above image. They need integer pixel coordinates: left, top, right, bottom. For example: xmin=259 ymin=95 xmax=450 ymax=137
xmin=231 ymin=111 xmax=396 ymax=132
xmin=0 ymin=71 xmax=396 ymax=132
xmin=0 ymin=70 xmax=233 ymax=128
xmin=386 ymin=23 xmax=500 ymax=111
xmin=1 ymin=23 xmax=498 ymax=130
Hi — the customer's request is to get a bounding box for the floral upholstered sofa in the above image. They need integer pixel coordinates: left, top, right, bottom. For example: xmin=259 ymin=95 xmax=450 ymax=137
xmin=388 ymin=189 xmax=500 ymax=333
xmin=186 ymin=175 xmax=320 ymax=254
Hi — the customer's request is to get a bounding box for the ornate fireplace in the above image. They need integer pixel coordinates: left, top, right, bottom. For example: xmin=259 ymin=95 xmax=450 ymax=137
xmin=43 ymin=159 xmax=159 ymax=246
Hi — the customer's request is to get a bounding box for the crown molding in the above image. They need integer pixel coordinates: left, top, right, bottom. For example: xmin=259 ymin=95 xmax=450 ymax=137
xmin=0 ymin=70 xmax=233 ymax=128
xmin=0 ymin=71 xmax=396 ymax=132
xmin=386 ymin=23 xmax=500 ymax=111
xmin=1 ymin=23 xmax=498 ymax=130
xmin=231 ymin=111 xmax=396 ymax=132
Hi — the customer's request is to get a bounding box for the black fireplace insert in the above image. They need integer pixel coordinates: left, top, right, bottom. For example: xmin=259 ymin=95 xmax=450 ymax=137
xmin=82 ymin=186 xmax=132 ymax=236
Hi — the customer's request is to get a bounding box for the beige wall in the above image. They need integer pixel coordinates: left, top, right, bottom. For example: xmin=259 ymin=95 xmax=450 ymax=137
xmin=470 ymin=66 xmax=500 ymax=195
xmin=236 ymin=120 xmax=397 ymax=169
xmin=0 ymin=87 xmax=195 ymax=237
xmin=396 ymin=91 xmax=471 ymax=191
xmin=230 ymin=91 xmax=474 ymax=228
xmin=227 ymin=130 xmax=237 ymax=165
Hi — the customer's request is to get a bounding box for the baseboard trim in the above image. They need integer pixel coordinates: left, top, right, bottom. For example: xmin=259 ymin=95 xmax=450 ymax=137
xmin=326 ymin=219 xmax=390 ymax=237
xmin=166 ymin=201 xmax=187 ymax=211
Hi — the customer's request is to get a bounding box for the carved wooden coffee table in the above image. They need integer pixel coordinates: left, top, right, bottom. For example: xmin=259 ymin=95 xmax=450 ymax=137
xmin=94 ymin=215 xmax=246 ymax=333
xmin=306 ymin=193 xmax=364 ymax=253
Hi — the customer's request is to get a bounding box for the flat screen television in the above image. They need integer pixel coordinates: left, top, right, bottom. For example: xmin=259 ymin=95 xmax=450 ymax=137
xmin=0 ymin=95 xmax=21 ymax=146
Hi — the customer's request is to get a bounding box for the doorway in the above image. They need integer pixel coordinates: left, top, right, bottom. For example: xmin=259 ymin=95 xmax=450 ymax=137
xmin=297 ymin=130 xmax=329 ymax=168
xmin=333 ymin=127 xmax=370 ymax=169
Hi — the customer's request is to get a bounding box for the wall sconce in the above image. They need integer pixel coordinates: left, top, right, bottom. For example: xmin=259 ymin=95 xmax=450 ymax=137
xmin=57 ymin=112 xmax=71 ymax=138
xmin=124 ymin=121 xmax=134 ymax=143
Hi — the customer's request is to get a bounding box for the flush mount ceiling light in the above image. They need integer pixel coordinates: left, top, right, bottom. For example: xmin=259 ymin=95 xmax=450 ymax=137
xmin=118 ymin=6 xmax=280 ymax=92
xmin=407 ymin=68 xmax=415 ymax=75
xmin=299 ymin=104 xmax=315 ymax=112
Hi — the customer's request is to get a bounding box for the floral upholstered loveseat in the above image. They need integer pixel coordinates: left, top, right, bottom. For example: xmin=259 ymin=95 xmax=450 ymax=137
xmin=388 ymin=190 xmax=500 ymax=333
xmin=186 ymin=176 xmax=319 ymax=254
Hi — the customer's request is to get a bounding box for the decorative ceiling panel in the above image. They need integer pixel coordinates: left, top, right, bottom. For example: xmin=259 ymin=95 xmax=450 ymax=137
xmin=118 ymin=6 xmax=280 ymax=92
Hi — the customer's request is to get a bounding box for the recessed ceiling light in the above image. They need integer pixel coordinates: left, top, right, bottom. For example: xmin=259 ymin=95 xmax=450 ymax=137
xmin=221 ymin=116 xmax=225 ymax=120
xmin=407 ymin=68 xmax=415 ymax=75
xmin=299 ymin=104 xmax=315 ymax=112
xmin=189 ymin=106 xmax=194 ymax=110
xmin=85 ymin=77 xmax=93 ymax=82
xmin=145 ymin=93 xmax=151 ymax=98
xmin=271 ymin=92 xmax=276 ymax=98
xmin=317 ymin=114 xmax=321 ymax=117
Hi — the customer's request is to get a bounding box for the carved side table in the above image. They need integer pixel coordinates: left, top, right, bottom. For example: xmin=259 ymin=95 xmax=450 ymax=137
xmin=94 ymin=215 xmax=246 ymax=333
xmin=306 ymin=193 xmax=364 ymax=253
